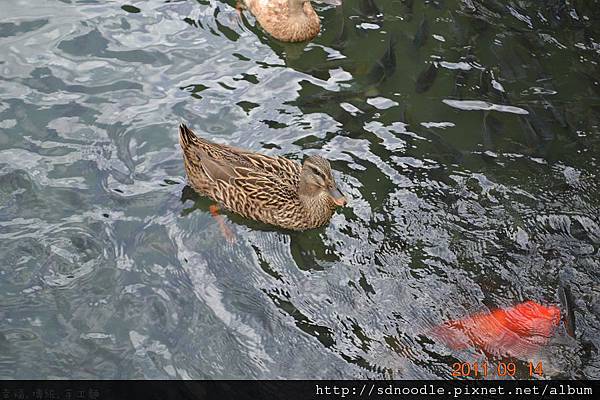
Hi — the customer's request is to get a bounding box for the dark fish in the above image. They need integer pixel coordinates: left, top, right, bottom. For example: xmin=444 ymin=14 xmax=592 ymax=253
xmin=479 ymin=68 xmax=493 ymax=96
xmin=484 ymin=112 xmax=503 ymax=135
xmin=291 ymin=89 xmax=360 ymax=110
xmin=366 ymin=35 xmax=397 ymax=86
xmin=519 ymin=104 xmax=563 ymax=156
xmin=524 ymin=106 xmax=556 ymax=143
xmin=413 ymin=15 xmax=429 ymax=48
xmin=331 ymin=5 xmax=349 ymax=50
xmin=543 ymin=98 xmax=567 ymax=128
xmin=559 ymin=282 xmax=576 ymax=338
xmin=419 ymin=125 xmax=465 ymax=164
xmin=482 ymin=111 xmax=503 ymax=150
xmin=518 ymin=115 xmax=542 ymax=153
xmin=358 ymin=0 xmax=382 ymax=19
xmin=415 ymin=62 xmax=438 ymax=93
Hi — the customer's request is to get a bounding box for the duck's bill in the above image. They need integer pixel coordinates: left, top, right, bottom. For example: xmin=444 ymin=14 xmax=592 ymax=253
xmin=328 ymin=188 xmax=347 ymax=206
xmin=318 ymin=0 xmax=342 ymax=6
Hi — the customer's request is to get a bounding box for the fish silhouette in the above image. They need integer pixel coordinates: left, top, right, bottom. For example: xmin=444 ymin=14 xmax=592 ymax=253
xmin=415 ymin=62 xmax=438 ymax=93
xmin=358 ymin=0 xmax=382 ymax=19
xmin=366 ymin=34 xmax=397 ymax=86
xmin=413 ymin=15 xmax=429 ymax=48
xmin=559 ymin=283 xmax=576 ymax=338
xmin=431 ymin=301 xmax=561 ymax=358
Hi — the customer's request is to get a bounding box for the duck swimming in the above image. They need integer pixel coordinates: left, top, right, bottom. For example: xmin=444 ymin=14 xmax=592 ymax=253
xmin=238 ymin=0 xmax=341 ymax=43
xmin=179 ymin=123 xmax=346 ymax=231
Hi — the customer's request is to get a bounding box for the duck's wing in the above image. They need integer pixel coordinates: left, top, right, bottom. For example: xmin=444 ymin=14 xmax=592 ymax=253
xmin=179 ymin=123 xmax=301 ymax=185
xmin=241 ymin=153 xmax=301 ymax=185
xmin=197 ymin=148 xmax=278 ymax=188
xmin=199 ymin=150 xmax=297 ymax=209
xmin=179 ymin=123 xmax=248 ymax=163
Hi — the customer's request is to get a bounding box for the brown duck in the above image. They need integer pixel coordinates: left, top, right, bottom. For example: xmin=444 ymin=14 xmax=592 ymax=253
xmin=238 ymin=0 xmax=341 ymax=43
xmin=179 ymin=123 xmax=347 ymax=231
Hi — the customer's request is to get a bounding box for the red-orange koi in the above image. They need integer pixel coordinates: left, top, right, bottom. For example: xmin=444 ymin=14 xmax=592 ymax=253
xmin=432 ymin=301 xmax=561 ymax=358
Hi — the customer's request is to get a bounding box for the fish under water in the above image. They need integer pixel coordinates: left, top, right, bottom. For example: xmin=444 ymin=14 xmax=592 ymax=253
xmin=399 ymin=0 xmax=414 ymax=21
xmin=413 ymin=15 xmax=430 ymax=48
xmin=415 ymin=62 xmax=438 ymax=94
xmin=431 ymin=301 xmax=561 ymax=358
xmin=559 ymin=282 xmax=576 ymax=338
xmin=365 ymin=34 xmax=397 ymax=86
xmin=358 ymin=0 xmax=382 ymax=19
xmin=482 ymin=111 xmax=503 ymax=150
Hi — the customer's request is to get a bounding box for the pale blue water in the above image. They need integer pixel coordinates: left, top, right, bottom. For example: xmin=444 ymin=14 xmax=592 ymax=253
xmin=0 ymin=0 xmax=599 ymax=379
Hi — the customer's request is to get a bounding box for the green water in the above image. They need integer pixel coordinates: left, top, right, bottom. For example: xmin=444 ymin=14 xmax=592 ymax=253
xmin=0 ymin=0 xmax=598 ymax=379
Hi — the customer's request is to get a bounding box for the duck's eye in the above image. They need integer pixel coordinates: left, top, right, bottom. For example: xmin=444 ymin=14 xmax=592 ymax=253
xmin=311 ymin=167 xmax=324 ymax=178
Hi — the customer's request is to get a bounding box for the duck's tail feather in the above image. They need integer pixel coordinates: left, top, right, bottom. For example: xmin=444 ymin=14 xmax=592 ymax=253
xmin=179 ymin=123 xmax=199 ymax=148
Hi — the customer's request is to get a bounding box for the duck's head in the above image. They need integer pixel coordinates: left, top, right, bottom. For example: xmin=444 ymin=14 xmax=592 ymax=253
xmin=299 ymin=155 xmax=347 ymax=207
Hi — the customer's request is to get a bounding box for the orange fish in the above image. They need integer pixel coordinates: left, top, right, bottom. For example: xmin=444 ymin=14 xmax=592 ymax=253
xmin=432 ymin=301 xmax=561 ymax=358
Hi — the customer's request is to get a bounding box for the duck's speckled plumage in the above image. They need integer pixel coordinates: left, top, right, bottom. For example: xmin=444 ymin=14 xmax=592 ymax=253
xmin=241 ymin=0 xmax=321 ymax=42
xmin=179 ymin=123 xmax=346 ymax=231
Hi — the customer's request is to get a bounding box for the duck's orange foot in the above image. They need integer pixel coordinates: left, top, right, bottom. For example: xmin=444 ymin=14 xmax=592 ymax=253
xmin=209 ymin=204 xmax=220 ymax=216
xmin=209 ymin=204 xmax=236 ymax=243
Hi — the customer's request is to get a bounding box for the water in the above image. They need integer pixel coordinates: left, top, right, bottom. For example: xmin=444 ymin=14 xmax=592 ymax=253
xmin=0 ymin=0 xmax=599 ymax=379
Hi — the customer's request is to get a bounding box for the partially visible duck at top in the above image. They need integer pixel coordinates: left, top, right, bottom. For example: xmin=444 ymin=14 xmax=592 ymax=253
xmin=239 ymin=0 xmax=342 ymax=43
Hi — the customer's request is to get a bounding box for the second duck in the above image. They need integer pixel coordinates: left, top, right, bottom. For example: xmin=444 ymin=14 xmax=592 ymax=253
xmin=238 ymin=0 xmax=340 ymax=42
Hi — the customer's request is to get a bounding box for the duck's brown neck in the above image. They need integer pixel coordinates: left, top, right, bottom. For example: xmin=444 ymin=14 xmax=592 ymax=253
xmin=299 ymin=192 xmax=335 ymax=226
xmin=264 ymin=0 xmax=319 ymax=42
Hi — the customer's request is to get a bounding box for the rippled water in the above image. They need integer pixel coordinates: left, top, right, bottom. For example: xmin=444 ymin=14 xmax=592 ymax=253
xmin=1 ymin=0 xmax=599 ymax=379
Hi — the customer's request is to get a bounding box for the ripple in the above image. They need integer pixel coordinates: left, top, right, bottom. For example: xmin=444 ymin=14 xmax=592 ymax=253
xmin=443 ymin=99 xmax=529 ymax=115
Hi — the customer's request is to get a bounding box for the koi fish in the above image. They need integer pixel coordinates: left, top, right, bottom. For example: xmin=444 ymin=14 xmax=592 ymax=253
xmin=432 ymin=301 xmax=561 ymax=358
